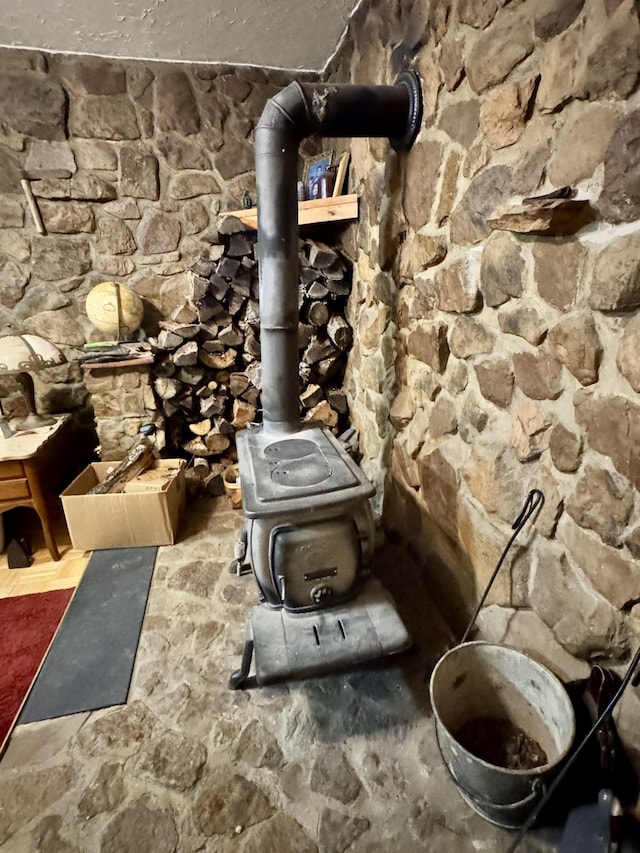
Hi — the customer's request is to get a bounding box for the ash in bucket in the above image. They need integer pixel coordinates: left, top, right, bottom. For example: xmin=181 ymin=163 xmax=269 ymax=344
xmin=455 ymin=716 xmax=548 ymax=771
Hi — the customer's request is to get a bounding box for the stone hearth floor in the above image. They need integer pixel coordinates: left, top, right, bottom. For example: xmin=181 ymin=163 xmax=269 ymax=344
xmin=0 ymin=496 xmax=559 ymax=852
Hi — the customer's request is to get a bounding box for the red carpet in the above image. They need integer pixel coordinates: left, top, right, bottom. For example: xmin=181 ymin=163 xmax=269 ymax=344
xmin=0 ymin=588 xmax=74 ymax=753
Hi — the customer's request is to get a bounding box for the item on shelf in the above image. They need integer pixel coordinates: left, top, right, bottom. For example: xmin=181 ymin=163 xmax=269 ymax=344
xmin=86 ymin=281 xmax=144 ymax=339
xmin=319 ymin=165 xmax=337 ymax=198
xmin=332 ymin=152 xmax=350 ymax=196
xmin=303 ymin=150 xmax=333 ymax=201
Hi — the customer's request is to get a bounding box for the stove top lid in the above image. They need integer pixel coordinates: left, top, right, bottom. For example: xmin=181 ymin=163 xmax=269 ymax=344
xmin=237 ymin=425 xmax=375 ymax=517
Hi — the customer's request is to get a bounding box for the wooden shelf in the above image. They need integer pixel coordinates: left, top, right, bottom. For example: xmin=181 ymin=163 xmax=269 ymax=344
xmin=222 ymin=193 xmax=358 ymax=230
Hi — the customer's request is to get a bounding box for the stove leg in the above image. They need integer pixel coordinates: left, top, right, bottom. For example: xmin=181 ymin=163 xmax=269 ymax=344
xmin=229 ymin=637 xmax=254 ymax=690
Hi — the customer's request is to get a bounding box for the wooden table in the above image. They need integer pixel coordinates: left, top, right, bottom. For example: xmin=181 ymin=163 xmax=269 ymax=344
xmin=0 ymin=416 xmax=75 ymax=561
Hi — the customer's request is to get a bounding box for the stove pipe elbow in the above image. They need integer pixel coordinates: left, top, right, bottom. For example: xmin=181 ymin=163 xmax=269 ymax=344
xmin=255 ymin=73 xmax=423 ymax=435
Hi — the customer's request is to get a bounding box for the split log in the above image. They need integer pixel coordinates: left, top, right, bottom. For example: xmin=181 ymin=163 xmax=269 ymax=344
xmin=240 ymin=386 xmax=260 ymax=405
xmin=177 ymin=365 xmax=205 ymax=386
xmin=244 ymin=300 xmax=260 ymax=329
xmin=217 ymin=256 xmax=241 ymax=279
xmin=153 ymin=358 xmax=177 ymax=378
xmin=203 ymin=468 xmax=226 ymax=496
xmin=202 ymin=340 xmax=224 ymax=354
xmin=205 ymin=431 xmax=231 ymax=454
xmin=200 ymin=396 xmax=226 ymax=418
xmin=218 ymin=214 xmax=247 ymax=234
xmin=230 ymin=372 xmax=250 ymax=397
xmin=171 ymin=324 xmax=200 ymax=340
xmin=299 ymin=362 xmax=312 ymax=386
xmin=244 ymin=334 xmax=261 ymax=358
xmin=89 ymin=436 xmax=155 ymax=495
xmin=216 ymin=417 xmax=234 ymax=435
xmin=304 ymin=400 xmax=339 ymax=428
xmin=226 ymin=233 xmax=254 ymax=257
xmin=230 ymin=269 xmax=251 ymax=297
xmin=308 ymin=242 xmax=339 ymax=269
xmin=171 ymin=303 xmax=198 ymax=324
xmin=298 ymin=323 xmax=314 ymax=349
xmin=314 ymin=353 xmax=343 ymax=381
xmin=232 ymin=400 xmax=256 ymax=429
xmin=327 ymin=388 xmax=348 ymax=414
xmin=327 ymin=314 xmax=353 ymax=350
xmin=303 ymin=337 xmax=336 ymax=365
xmin=196 ymin=380 xmax=218 ymax=397
xmin=324 ymin=258 xmax=347 ymax=280
xmin=162 ymin=400 xmax=180 ymax=417
xmin=191 ymin=457 xmax=210 ymax=478
xmin=307 ymin=281 xmax=330 ymax=300
xmin=219 ymin=325 xmax=244 ymax=346
xmin=173 ymin=340 xmax=199 ymax=366
xmin=300 ymin=384 xmax=323 ymax=409
xmin=191 ymin=259 xmax=217 ymax=278
xmin=156 ymin=329 xmax=183 ymax=350
xmin=246 ymin=362 xmax=262 ymax=389
xmin=191 ymin=275 xmax=210 ymax=301
xmin=183 ymin=437 xmax=213 ymax=457
xmin=189 ymin=418 xmax=212 ymax=436
xmin=300 ymin=267 xmax=318 ymax=285
xmin=326 ymin=277 xmax=350 ymax=296
xmin=199 ymin=349 xmax=236 ymax=369
xmin=307 ymin=301 xmax=330 ymax=327
xmin=227 ymin=292 xmax=246 ymax=316
xmin=195 ymin=299 xmax=219 ymax=324
xmin=208 ymin=274 xmax=230 ymax=300
xmin=154 ymin=376 xmax=180 ymax=400
xmin=184 ymin=457 xmax=211 ymax=494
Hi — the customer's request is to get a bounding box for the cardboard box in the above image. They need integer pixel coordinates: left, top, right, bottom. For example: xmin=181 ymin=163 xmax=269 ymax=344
xmin=61 ymin=459 xmax=186 ymax=550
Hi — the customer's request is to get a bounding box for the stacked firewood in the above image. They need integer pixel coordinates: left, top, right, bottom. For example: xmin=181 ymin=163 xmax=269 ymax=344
xmin=148 ymin=227 xmax=353 ymax=490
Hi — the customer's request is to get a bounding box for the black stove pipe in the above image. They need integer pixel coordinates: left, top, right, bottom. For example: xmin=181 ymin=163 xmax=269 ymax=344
xmin=255 ymin=73 xmax=423 ymax=435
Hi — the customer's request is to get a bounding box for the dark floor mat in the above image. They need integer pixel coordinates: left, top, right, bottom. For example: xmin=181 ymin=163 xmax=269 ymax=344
xmin=19 ymin=547 xmax=157 ymax=723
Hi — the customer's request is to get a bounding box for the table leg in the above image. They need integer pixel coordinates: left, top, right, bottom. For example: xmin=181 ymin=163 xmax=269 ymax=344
xmin=24 ymin=462 xmax=61 ymax=562
xmin=35 ymin=509 xmax=61 ymax=561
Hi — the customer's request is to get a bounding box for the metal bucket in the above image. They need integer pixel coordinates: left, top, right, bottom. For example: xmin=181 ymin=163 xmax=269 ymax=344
xmin=429 ymin=642 xmax=575 ymax=829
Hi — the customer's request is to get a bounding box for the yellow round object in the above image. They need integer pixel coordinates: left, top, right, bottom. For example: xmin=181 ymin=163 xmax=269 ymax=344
xmin=86 ymin=282 xmax=144 ymax=335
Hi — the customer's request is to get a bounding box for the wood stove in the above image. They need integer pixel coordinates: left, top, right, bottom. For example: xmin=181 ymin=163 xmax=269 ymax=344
xmin=229 ymin=74 xmax=423 ymax=688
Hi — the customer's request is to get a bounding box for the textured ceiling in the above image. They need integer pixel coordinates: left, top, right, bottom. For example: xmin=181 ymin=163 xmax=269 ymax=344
xmin=0 ymin=0 xmax=363 ymax=72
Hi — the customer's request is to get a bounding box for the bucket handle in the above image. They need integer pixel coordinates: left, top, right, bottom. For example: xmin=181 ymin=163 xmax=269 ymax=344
xmin=436 ymin=728 xmax=545 ymax=818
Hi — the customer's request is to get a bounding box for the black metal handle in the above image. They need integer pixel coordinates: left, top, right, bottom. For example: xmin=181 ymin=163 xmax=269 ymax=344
xmin=460 ymin=489 xmax=545 ymax=645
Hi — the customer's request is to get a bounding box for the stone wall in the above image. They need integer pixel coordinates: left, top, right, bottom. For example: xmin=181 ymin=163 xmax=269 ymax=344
xmin=82 ymin=363 xmax=156 ymax=460
xmin=327 ymin=0 xmax=640 ymax=664
xmin=0 ymin=48 xmax=310 ymax=443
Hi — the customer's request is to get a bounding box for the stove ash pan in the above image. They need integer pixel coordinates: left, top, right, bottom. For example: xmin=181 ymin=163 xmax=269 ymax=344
xmin=237 ymin=425 xmax=375 ymax=612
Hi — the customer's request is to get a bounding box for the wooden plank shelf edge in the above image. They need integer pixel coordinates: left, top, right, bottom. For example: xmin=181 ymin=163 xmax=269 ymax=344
xmin=221 ymin=193 xmax=358 ymax=230
xmin=81 ymin=356 xmax=155 ymax=370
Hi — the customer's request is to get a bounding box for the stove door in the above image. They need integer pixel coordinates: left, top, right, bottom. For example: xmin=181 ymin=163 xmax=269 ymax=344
xmin=270 ymin=518 xmax=360 ymax=611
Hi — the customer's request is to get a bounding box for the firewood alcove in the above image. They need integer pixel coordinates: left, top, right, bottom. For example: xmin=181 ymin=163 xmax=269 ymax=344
xmin=148 ymin=211 xmax=358 ymax=492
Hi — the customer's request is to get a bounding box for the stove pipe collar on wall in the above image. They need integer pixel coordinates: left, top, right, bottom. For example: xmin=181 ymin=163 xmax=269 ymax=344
xmin=255 ymin=72 xmax=423 ymax=435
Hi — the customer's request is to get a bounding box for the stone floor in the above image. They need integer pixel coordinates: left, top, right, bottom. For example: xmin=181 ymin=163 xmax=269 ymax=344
xmin=0 ymin=496 xmax=565 ymax=852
